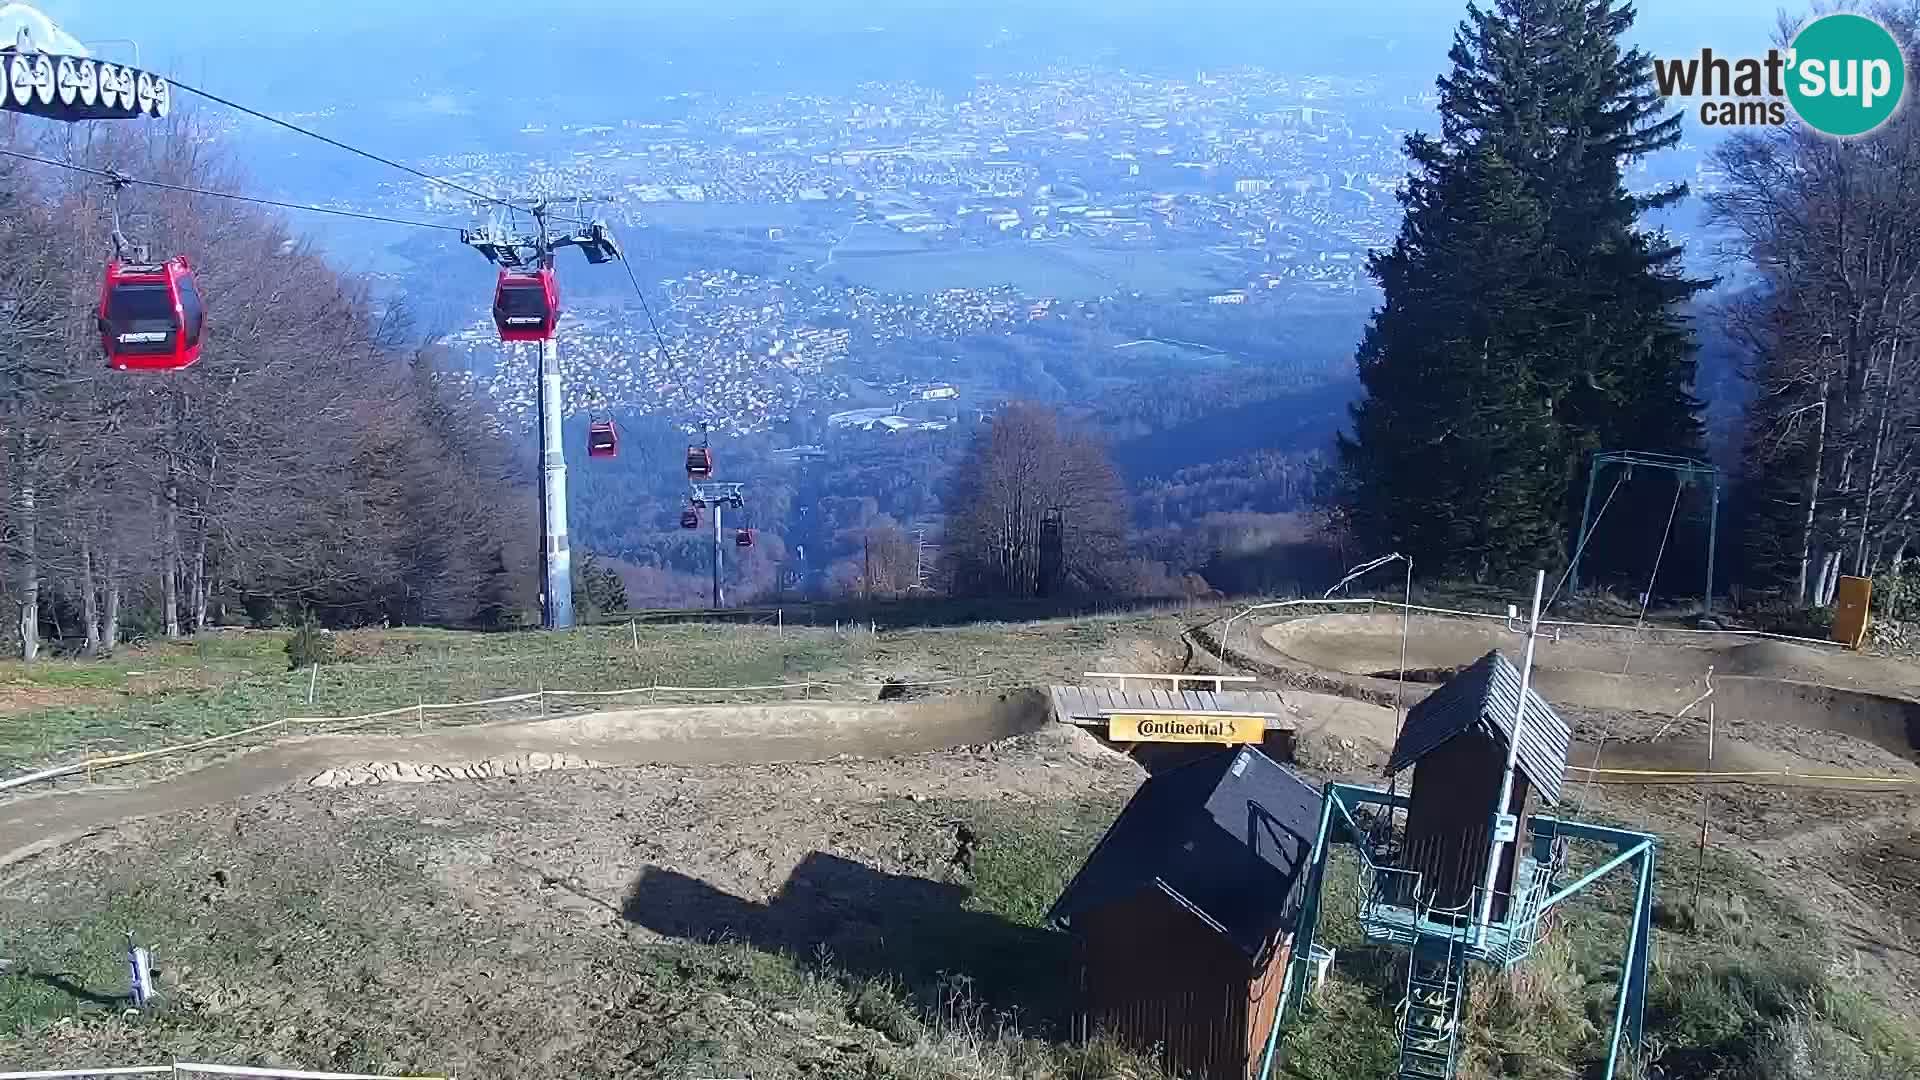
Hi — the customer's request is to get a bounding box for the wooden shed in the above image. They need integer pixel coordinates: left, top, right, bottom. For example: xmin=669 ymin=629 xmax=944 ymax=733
xmin=1386 ymin=650 xmax=1571 ymax=921
xmin=1046 ymin=747 xmax=1323 ymax=1080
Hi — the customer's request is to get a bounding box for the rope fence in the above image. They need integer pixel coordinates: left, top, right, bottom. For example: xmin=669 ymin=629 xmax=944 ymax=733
xmin=1213 ymin=596 xmax=1847 ymax=659
xmin=0 ymin=672 xmax=1005 ymax=795
xmin=0 ymin=1066 xmax=445 ymax=1080
xmin=1566 ymin=764 xmax=1919 ymax=785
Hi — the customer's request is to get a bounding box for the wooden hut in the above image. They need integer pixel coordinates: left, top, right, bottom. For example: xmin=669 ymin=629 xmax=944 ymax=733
xmin=1047 ymin=747 xmax=1323 ymax=1080
xmin=1386 ymin=650 xmax=1571 ymax=921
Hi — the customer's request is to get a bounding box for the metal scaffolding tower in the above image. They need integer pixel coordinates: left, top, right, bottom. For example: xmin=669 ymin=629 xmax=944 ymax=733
xmin=1255 ymin=573 xmax=1660 ymax=1080
xmin=1570 ymin=450 xmax=1722 ymax=614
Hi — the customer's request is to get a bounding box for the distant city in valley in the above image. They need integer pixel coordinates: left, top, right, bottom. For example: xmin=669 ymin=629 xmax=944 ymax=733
xmin=228 ymin=62 xmax=1722 ymax=440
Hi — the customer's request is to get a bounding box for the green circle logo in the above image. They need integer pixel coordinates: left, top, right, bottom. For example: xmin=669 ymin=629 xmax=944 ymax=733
xmin=1787 ymin=13 xmax=1907 ymax=137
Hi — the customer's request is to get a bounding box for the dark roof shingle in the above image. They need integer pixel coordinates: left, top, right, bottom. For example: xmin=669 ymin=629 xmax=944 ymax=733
xmin=1046 ymin=747 xmax=1323 ymax=956
xmin=1388 ymin=649 xmax=1571 ymax=803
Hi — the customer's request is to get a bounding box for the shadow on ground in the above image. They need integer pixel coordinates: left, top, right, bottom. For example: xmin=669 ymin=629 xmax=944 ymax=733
xmin=2 ymin=967 xmax=131 ymax=1009
xmin=623 ymin=852 xmax=1073 ymax=1032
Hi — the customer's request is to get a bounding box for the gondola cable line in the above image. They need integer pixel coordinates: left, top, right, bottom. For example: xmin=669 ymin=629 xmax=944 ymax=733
xmin=0 ymin=147 xmax=467 ymax=232
xmin=616 ymin=246 xmax=679 ymax=369
xmin=10 ymin=107 xmax=692 ymax=463
xmin=164 ymin=78 xmax=530 ymax=213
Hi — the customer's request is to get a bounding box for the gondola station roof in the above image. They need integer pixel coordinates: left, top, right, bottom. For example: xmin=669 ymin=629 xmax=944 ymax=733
xmin=1388 ymin=649 xmax=1572 ymax=804
xmin=1048 ymin=747 xmax=1324 ymax=957
xmin=1 ymin=6 xmax=173 ymax=122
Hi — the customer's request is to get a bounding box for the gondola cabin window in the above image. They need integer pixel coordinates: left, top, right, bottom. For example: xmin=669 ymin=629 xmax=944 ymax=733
xmin=177 ymin=273 xmax=205 ymax=349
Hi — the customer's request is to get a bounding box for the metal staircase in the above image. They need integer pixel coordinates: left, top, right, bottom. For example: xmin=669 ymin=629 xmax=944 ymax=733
xmin=1395 ymin=933 xmax=1468 ymax=1080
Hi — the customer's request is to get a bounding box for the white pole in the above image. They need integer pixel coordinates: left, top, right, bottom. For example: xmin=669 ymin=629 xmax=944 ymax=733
xmin=1476 ymin=568 xmax=1544 ymax=946
xmin=712 ymin=498 xmax=724 ymax=610
xmin=537 ymin=337 xmax=575 ymax=630
xmin=126 ymin=932 xmax=155 ymax=1008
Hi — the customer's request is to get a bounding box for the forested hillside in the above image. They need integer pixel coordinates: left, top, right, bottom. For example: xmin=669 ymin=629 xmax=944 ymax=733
xmin=0 ymin=115 xmax=535 ymax=657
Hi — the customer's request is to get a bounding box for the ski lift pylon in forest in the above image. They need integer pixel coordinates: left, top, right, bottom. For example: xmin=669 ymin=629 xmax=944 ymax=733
xmin=587 ymin=418 xmax=617 ymax=458
xmin=99 ymin=255 xmax=205 ymax=371
xmin=492 ymin=266 xmax=559 ymax=342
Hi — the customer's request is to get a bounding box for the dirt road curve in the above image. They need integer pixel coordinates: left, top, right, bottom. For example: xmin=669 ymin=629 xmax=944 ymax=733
xmin=0 ymin=692 xmax=1051 ymax=869
xmin=1260 ymin=613 xmax=1920 ymax=765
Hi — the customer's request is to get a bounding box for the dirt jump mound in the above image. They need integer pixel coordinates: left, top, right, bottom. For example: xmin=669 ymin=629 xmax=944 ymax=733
xmin=0 ymin=691 xmax=1052 ymax=869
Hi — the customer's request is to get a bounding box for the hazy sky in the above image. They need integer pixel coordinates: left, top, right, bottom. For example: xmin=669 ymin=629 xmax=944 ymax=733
xmin=34 ymin=1 xmax=1788 ymax=59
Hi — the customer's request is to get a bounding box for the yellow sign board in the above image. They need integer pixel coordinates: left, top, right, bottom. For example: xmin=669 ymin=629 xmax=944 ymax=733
xmin=1106 ymin=712 xmax=1269 ymax=745
xmin=1832 ymin=575 xmax=1873 ymax=650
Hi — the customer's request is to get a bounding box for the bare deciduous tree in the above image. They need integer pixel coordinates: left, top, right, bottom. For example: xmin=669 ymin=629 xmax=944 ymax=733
xmin=827 ymin=517 xmax=920 ymax=599
xmin=1710 ymin=3 xmax=1920 ymax=604
xmin=941 ymin=401 xmax=1128 ymax=598
xmin=0 ymin=111 xmax=538 ymax=658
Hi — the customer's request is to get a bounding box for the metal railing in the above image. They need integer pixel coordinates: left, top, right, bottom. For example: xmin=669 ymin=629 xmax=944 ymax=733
xmin=1081 ymin=670 xmax=1257 ymax=693
xmin=1354 ymin=849 xmax=1553 ymax=968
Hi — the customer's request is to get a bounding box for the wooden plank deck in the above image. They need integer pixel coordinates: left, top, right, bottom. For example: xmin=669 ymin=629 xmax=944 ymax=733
xmin=1047 ymin=684 xmax=1296 ymax=731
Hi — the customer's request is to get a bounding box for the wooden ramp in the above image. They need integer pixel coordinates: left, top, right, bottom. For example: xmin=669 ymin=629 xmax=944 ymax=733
xmin=1048 ymin=684 xmax=1296 ymax=732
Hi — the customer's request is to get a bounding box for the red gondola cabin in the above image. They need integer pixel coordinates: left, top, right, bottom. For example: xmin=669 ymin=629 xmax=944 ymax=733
xmin=587 ymin=419 xmax=618 ymax=458
xmin=493 ymin=267 xmax=559 ymax=342
xmin=686 ymin=445 xmax=713 ymax=478
xmin=735 ymin=528 xmax=754 ymax=548
xmin=679 ymin=509 xmax=701 ymax=530
xmin=99 ymin=257 xmax=205 ymax=371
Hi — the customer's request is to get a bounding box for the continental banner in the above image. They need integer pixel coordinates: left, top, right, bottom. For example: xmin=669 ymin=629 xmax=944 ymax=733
xmin=1107 ymin=712 xmax=1268 ymax=745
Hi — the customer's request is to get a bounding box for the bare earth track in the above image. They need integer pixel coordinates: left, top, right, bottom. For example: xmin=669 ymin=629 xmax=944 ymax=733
xmin=0 ymin=693 xmax=1052 ymax=870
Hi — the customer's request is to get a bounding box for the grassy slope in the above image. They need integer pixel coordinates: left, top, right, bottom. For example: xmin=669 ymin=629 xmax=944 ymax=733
xmin=1280 ymin=847 xmax=1920 ymax=1080
xmin=0 ymin=792 xmax=1153 ymax=1080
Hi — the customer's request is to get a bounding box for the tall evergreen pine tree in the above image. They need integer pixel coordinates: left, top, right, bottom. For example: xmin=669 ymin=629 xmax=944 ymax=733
xmin=1343 ymin=148 xmax=1565 ymax=579
xmin=1340 ymin=0 xmax=1706 ymax=579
